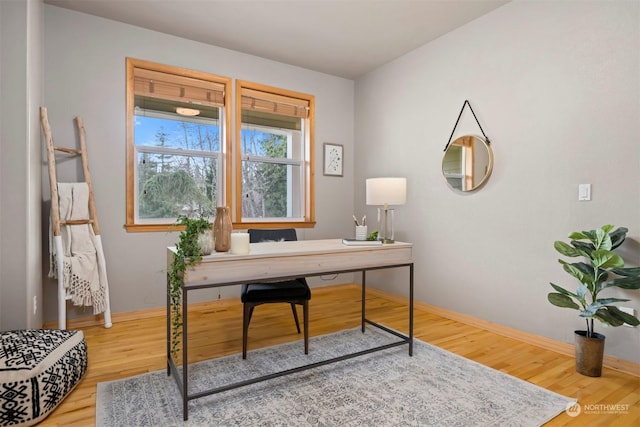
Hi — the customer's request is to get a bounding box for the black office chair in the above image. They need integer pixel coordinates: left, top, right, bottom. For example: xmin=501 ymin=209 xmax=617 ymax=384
xmin=241 ymin=229 xmax=311 ymax=359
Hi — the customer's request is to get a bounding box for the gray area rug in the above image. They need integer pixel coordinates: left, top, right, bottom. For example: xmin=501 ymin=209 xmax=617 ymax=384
xmin=96 ymin=327 xmax=575 ymax=426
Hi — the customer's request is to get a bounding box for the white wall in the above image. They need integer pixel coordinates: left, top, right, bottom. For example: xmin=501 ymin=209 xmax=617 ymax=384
xmin=41 ymin=5 xmax=355 ymax=322
xmin=0 ymin=0 xmax=43 ymax=330
xmin=355 ymin=0 xmax=640 ymax=362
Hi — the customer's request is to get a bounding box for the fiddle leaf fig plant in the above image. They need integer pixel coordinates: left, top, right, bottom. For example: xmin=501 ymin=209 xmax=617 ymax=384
xmin=169 ymin=215 xmax=211 ymax=359
xmin=548 ymin=225 xmax=640 ymax=338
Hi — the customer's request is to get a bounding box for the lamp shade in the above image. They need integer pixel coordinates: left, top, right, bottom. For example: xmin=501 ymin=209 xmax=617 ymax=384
xmin=366 ymin=177 xmax=407 ymax=206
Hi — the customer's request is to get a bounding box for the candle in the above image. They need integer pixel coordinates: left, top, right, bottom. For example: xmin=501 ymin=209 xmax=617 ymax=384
xmin=230 ymin=232 xmax=250 ymax=255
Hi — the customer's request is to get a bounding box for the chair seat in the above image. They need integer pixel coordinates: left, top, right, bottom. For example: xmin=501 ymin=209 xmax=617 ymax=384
xmin=241 ymin=280 xmax=310 ymax=303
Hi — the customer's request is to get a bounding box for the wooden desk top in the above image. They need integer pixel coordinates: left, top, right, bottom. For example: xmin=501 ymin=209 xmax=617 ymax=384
xmin=168 ymin=239 xmax=412 ymax=287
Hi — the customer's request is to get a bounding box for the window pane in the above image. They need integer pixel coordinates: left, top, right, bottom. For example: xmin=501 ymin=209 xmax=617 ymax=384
xmin=137 ymin=152 xmax=217 ymax=219
xmin=135 ymin=112 xmax=220 ymax=152
xmin=241 ymin=160 xmax=301 ymax=219
xmin=241 ymin=128 xmax=289 ymax=159
xmin=134 ymin=104 xmax=221 ymax=220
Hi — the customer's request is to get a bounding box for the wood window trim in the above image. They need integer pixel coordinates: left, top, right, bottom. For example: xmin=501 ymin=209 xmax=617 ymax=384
xmin=124 ymin=58 xmax=232 ymax=232
xmin=234 ymin=80 xmax=316 ymax=228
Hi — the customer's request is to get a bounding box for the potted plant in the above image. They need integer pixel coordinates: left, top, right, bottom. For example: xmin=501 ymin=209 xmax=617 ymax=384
xmin=548 ymin=225 xmax=640 ymax=376
xmin=168 ymin=215 xmax=212 ymax=359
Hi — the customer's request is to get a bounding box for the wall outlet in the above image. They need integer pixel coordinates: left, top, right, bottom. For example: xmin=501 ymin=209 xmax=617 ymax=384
xmin=619 ymin=306 xmax=635 ymax=327
xmin=33 ymin=295 xmax=38 ymax=315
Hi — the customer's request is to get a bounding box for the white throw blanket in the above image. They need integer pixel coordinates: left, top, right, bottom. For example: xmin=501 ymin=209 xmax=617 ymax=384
xmin=49 ymin=183 xmax=107 ymax=314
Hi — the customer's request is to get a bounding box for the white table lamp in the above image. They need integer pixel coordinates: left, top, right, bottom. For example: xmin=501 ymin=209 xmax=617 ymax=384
xmin=366 ymin=177 xmax=407 ymax=243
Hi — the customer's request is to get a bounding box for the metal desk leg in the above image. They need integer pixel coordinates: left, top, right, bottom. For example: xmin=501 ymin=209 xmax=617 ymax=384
xmin=361 ymin=270 xmax=366 ymax=333
xmin=166 ymin=273 xmax=170 ymax=376
xmin=409 ymin=263 xmax=414 ymax=356
xmin=182 ymin=286 xmax=189 ymax=420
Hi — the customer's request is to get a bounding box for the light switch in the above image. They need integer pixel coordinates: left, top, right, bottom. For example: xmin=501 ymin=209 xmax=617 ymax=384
xmin=578 ymin=184 xmax=591 ymax=201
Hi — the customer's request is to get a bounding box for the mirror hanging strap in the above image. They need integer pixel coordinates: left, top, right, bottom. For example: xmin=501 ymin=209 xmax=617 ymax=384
xmin=444 ymin=100 xmax=491 ymax=151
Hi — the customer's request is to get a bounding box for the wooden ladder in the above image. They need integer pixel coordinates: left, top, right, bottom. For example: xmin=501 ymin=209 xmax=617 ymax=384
xmin=40 ymin=107 xmax=112 ymax=329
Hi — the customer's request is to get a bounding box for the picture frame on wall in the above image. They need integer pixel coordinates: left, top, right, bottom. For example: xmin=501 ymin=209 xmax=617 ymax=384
xmin=323 ymin=143 xmax=343 ymax=176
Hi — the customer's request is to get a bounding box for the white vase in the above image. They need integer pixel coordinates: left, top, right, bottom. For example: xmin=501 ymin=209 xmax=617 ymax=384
xmin=198 ymin=230 xmax=214 ymax=255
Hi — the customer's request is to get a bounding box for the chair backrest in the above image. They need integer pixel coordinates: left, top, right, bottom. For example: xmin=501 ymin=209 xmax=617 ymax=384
xmin=247 ymin=229 xmax=308 ymax=287
xmin=248 ymin=228 xmax=297 ymax=244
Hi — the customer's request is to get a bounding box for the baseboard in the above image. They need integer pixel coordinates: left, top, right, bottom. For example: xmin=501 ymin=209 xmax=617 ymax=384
xmin=41 ymin=296 xmax=244 ymax=330
xmin=364 ymin=287 xmax=640 ymax=377
xmin=41 ymin=283 xmax=357 ymax=330
xmin=43 ymin=283 xmax=639 ymax=377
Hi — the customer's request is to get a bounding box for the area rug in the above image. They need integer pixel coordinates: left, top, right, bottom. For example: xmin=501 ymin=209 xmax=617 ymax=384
xmin=96 ymin=327 xmax=575 ymax=426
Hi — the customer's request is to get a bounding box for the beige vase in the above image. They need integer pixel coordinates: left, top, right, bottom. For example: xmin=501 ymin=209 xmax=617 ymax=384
xmin=574 ymin=330 xmax=605 ymax=377
xmin=214 ymin=206 xmax=232 ymax=252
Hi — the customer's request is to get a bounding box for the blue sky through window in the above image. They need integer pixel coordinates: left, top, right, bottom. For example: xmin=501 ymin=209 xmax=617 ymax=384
xmin=135 ymin=115 xmax=220 ymax=151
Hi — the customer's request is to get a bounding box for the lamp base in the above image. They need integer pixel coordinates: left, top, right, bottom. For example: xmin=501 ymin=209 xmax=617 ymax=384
xmin=377 ymin=207 xmax=395 ymax=244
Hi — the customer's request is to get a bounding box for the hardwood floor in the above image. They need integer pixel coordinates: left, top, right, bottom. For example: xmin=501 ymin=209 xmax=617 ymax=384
xmin=42 ymin=284 xmax=639 ymax=426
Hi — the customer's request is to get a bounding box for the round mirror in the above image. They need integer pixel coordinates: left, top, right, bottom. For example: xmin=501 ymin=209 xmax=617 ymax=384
xmin=442 ymin=135 xmax=493 ymax=192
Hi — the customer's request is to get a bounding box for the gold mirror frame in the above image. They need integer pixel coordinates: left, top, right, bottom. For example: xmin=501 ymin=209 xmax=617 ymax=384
xmin=442 ymin=135 xmax=494 ymax=192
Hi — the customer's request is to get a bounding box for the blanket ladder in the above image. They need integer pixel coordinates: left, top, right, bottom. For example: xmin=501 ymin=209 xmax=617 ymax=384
xmin=40 ymin=107 xmax=112 ymax=329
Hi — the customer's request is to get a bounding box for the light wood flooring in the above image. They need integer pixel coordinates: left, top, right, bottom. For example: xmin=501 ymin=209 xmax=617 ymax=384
xmin=42 ymin=284 xmax=639 ymax=426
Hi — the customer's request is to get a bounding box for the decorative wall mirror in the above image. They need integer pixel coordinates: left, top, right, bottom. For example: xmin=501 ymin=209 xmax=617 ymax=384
xmin=442 ymin=135 xmax=493 ymax=192
xmin=442 ymin=100 xmax=494 ymax=192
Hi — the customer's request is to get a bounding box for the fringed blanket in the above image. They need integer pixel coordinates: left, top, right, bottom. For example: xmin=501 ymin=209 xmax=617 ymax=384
xmin=49 ymin=183 xmax=107 ymax=314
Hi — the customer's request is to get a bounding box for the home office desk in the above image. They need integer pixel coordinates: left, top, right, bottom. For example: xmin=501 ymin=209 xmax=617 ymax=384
xmin=166 ymin=239 xmax=414 ymax=420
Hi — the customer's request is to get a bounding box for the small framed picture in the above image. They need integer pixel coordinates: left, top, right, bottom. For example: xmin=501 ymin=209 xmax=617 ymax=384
xmin=323 ymin=143 xmax=343 ymax=176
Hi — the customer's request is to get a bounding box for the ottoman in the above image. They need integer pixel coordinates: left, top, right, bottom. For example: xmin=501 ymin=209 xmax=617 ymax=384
xmin=0 ymin=330 xmax=87 ymax=426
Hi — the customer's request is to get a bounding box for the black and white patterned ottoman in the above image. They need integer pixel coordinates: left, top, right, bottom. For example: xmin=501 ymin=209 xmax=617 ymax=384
xmin=0 ymin=329 xmax=87 ymax=426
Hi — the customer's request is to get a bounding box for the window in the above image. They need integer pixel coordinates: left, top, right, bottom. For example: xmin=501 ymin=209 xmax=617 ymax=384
xmin=125 ymin=58 xmax=231 ymax=232
xmin=125 ymin=60 xmax=315 ymax=231
xmin=235 ymin=81 xmax=315 ymax=227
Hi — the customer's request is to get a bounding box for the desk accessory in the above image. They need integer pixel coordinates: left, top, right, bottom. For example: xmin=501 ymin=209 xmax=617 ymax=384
xmin=366 ymin=177 xmax=407 ymax=243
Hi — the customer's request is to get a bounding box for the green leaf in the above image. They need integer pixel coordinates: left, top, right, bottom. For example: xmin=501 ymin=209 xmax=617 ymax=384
xmin=580 ymin=229 xmax=599 ymax=244
xmin=568 ymin=231 xmax=589 ymax=240
xmin=609 ymin=227 xmax=628 ymax=250
xmin=548 ymin=293 xmax=580 ymax=310
xmin=595 ymin=297 xmax=630 ymax=305
xmin=607 ymin=305 xmax=640 ymax=326
xmin=600 ymin=224 xmax=615 ymax=234
xmin=575 ymin=261 xmax=595 ymax=275
xmin=571 ymin=241 xmax=594 ymax=257
xmin=561 ymin=261 xmax=593 ymax=287
xmin=594 ymin=308 xmax=625 ymax=327
xmin=611 ymin=267 xmax=640 ymax=277
xmin=554 ymin=241 xmax=584 ymax=257
xmin=594 ymin=227 xmax=611 ymax=251
xmin=549 ymin=283 xmax=577 ymax=298
xmin=604 ymin=276 xmax=640 ymax=290
xmin=591 ymin=250 xmax=623 ymax=269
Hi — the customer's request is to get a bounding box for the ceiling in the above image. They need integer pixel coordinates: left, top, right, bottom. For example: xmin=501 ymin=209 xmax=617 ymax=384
xmin=45 ymin=0 xmax=509 ymax=79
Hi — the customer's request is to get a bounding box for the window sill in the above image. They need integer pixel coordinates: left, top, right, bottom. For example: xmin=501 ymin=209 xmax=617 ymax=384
xmin=124 ymin=221 xmax=316 ymax=233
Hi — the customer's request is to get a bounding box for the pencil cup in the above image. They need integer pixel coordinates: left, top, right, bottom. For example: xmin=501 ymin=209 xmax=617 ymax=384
xmin=355 ymin=225 xmax=368 ymax=241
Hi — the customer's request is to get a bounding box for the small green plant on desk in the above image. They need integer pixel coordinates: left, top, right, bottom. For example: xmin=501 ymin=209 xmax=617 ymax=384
xmin=168 ymin=215 xmax=211 ymax=360
xmin=367 ymin=230 xmax=379 ymax=241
